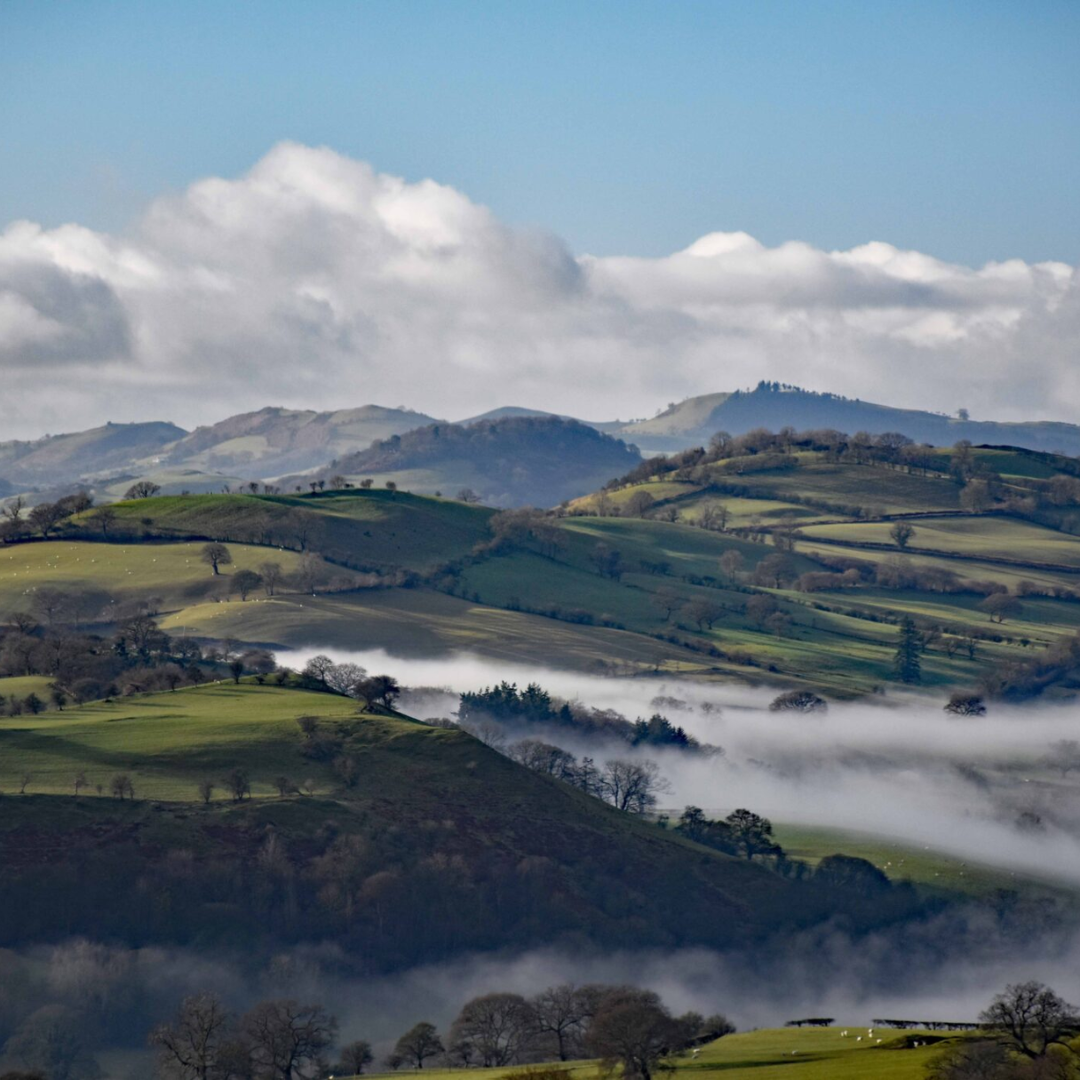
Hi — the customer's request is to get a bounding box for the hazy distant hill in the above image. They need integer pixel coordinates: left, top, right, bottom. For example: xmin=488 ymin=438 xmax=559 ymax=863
xmin=0 ymin=420 xmax=186 ymax=487
xmin=322 ymin=415 xmax=643 ymax=507
xmin=158 ymin=403 xmax=439 ymax=477
xmin=609 ymin=383 xmax=1080 ymax=455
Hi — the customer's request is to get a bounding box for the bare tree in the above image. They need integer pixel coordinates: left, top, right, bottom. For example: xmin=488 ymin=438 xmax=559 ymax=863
xmin=232 ymin=569 xmax=262 ymax=601
xmin=197 ymin=779 xmax=215 ymax=805
xmin=200 ymin=543 xmax=232 ymax=576
xmin=449 ymin=993 xmax=534 ymax=1067
xmin=600 ymin=760 xmax=668 ymax=814
xmin=243 ymin=999 xmax=338 ymax=1080
xmin=28 ymin=501 xmax=68 ymax=539
xmin=259 ymin=561 xmax=284 ymax=596
xmin=124 ymin=480 xmax=161 ymax=499
xmin=391 ymin=1022 xmax=444 ymax=1069
xmin=889 ymin=521 xmax=916 ymax=549
xmin=719 ymin=549 xmax=744 ymax=583
xmin=335 ymin=1040 xmax=375 ymax=1075
xmin=224 ymin=768 xmax=251 ymax=801
xmin=150 ymin=991 xmax=233 ymax=1080
xmin=682 ymin=598 xmax=725 ymax=631
xmin=979 ymin=981 xmax=1079 ymax=1059
xmin=110 ymin=773 xmax=134 ymax=800
xmin=585 ymin=988 xmax=694 ymax=1080
xmin=532 ymin=985 xmax=593 ymax=1060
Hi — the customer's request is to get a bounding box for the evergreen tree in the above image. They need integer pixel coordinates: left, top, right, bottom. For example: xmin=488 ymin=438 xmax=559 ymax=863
xmin=894 ymin=616 xmax=922 ymax=683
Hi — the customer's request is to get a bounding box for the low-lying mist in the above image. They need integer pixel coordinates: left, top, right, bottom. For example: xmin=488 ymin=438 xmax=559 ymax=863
xmin=282 ymin=647 xmax=1080 ymax=888
xmin=7 ymin=924 xmax=1080 ymax=1079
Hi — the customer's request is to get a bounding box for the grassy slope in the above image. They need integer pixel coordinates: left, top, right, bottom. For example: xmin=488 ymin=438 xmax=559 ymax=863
xmin=0 ymin=683 xmax=360 ymax=799
xmin=0 ymin=683 xmax=802 ymax=950
xmin=350 ymin=1030 xmax=961 ymax=1080
xmin=0 ymin=538 xmax=335 ymax=620
xmin=100 ymin=490 xmax=494 ymax=572
xmin=10 ymin=452 xmax=1080 ymax=696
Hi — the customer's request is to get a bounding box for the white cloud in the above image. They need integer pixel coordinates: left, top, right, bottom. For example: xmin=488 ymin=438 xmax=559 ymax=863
xmin=0 ymin=140 xmax=1076 ymax=438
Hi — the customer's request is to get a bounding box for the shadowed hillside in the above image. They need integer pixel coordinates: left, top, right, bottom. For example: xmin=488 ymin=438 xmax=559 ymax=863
xmin=318 ymin=416 xmax=643 ymax=507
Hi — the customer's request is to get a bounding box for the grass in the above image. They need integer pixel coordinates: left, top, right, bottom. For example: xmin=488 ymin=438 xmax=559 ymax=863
xmin=801 ymin=516 xmax=1080 ymax=568
xmin=773 ymin=823 xmax=1074 ymax=899
xmin=0 ymin=674 xmax=54 ymax=699
xmin=672 ymin=1028 xmax=962 ymax=1080
xmin=0 ymin=682 xmax=362 ymax=800
xmin=0 ymin=539 xmax=326 ymax=619
xmin=349 ymin=1029 xmax=963 ymax=1080
xmin=158 ymin=589 xmax=718 ymax=676
xmin=706 ymin=461 xmax=964 ymax=514
xmin=99 ymin=489 xmax=494 ymax=572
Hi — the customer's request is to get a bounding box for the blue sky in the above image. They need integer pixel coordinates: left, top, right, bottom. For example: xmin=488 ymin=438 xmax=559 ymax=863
xmin=2 ymin=0 xmax=1078 ymax=264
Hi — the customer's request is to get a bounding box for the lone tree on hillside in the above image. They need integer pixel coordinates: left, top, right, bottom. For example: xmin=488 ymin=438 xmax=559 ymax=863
xmin=243 ymin=999 xmax=338 ymax=1080
xmin=124 ymin=480 xmax=161 ymax=499
xmin=979 ymin=981 xmax=1079 ymax=1059
xmin=893 ymin=616 xmax=922 ymax=683
xmin=725 ymin=808 xmax=780 ymax=860
xmin=449 ymin=993 xmax=534 ymax=1067
xmin=150 ymin=991 xmax=232 ymax=1080
xmin=979 ymin=593 xmax=1023 ymax=623
xmin=94 ymin=506 xmax=118 ymax=537
xmin=232 ymin=569 xmax=262 ymax=601
xmin=889 ymin=521 xmax=916 ymax=549
xmin=391 ymin=1022 xmax=444 ymax=1069
xmin=719 ymin=549 xmax=744 ymax=583
xmin=200 ymin=542 xmax=232 ymax=576
xmin=585 ymin=988 xmax=695 ymax=1080
xmin=259 ymin=561 xmax=284 ymax=596
xmin=335 ymin=1040 xmax=375 ymax=1075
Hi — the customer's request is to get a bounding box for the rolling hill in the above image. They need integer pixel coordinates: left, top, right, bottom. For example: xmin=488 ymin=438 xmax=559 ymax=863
xmin=314 ymin=415 xmax=643 ymax=507
xmin=155 ymin=403 xmax=439 ymax=478
xmin=0 ymin=420 xmax=186 ymax=488
xmin=606 ymin=383 xmax=1080 ymax=455
xmin=0 ymin=681 xmax=925 ymax=967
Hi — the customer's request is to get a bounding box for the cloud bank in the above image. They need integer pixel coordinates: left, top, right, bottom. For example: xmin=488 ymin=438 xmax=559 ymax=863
xmin=0 ymin=141 xmax=1076 ymax=438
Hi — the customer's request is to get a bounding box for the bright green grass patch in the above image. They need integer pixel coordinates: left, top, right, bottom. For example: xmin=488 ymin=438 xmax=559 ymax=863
xmin=675 ymin=1027 xmax=961 ymax=1080
xmin=774 ymin=823 xmax=1067 ymax=898
xmin=352 ymin=1030 xmax=956 ymax=1080
xmin=0 ymin=539 xmax=321 ymax=619
xmin=0 ymin=683 xmax=362 ymax=800
xmin=0 ymin=674 xmax=54 ymax=699
xmin=712 ymin=462 xmax=963 ymax=514
xmin=801 ymin=516 xmax=1080 ymax=568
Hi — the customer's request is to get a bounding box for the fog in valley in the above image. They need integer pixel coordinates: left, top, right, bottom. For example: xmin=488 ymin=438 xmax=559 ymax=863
xmin=282 ymin=647 xmax=1080 ymax=889
xmin=8 ymin=647 xmax=1080 ymax=1078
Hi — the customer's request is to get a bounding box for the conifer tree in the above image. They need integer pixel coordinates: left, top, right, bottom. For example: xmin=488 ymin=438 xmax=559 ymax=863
xmin=894 ymin=616 xmax=922 ymax=683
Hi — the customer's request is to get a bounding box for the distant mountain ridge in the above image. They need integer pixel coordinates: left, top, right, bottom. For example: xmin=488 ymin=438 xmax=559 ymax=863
xmin=5 ymin=382 xmax=1080 ymax=496
xmin=607 ymin=383 xmax=1080 ymax=455
xmin=156 ymin=403 xmax=439 ymax=477
xmin=0 ymin=421 xmax=186 ymax=487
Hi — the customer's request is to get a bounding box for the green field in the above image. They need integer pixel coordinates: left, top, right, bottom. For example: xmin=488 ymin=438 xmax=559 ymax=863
xmin=774 ymin=823 xmax=1075 ymax=899
xmin=0 ymin=682 xmax=362 ymax=799
xmin=0 ymin=538 xmax=329 ymax=619
xmin=801 ymin=516 xmax=1080 ymax=568
xmin=344 ymin=1029 xmax=964 ymax=1080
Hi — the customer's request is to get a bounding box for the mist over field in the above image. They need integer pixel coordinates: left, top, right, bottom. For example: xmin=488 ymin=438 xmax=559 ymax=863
xmin=7 ymin=922 xmax=1080 ymax=1079
xmin=283 ymin=647 xmax=1080 ymax=887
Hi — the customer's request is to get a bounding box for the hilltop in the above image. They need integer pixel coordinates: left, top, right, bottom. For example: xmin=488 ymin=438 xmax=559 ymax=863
xmin=316 ymin=415 xmax=642 ymax=507
xmin=0 ymin=421 xmax=186 ymax=488
xmin=156 ymin=403 xmax=439 ymax=477
xmin=607 ymin=383 xmax=1080 ymax=455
